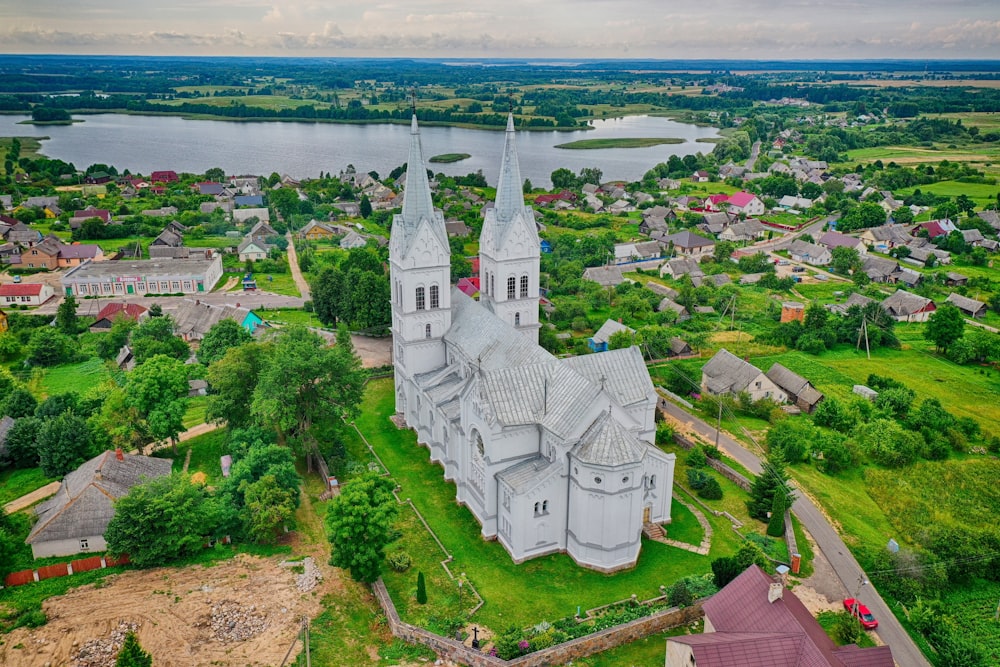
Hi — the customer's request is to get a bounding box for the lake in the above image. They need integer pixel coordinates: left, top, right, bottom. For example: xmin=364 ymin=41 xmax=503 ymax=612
xmin=2 ymin=113 xmax=719 ymax=187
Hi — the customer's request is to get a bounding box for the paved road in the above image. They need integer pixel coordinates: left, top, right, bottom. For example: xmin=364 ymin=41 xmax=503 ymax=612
xmin=745 ymin=140 xmax=762 ymax=172
xmin=659 ymin=399 xmax=930 ymax=667
xmin=32 ymin=289 xmax=305 ymax=316
xmin=285 ymin=231 xmax=311 ymax=301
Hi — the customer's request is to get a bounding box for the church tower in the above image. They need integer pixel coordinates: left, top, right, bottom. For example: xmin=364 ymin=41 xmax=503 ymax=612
xmin=390 ymin=116 xmax=452 ymax=406
xmin=479 ymin=114 xmax=541 ymax=343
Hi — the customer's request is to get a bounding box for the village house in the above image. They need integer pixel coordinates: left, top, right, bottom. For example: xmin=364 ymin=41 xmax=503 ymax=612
xmin=663 ymin=230 xmax=716 ymax=258
xmin=0 ymin=282 xmax=54 ymax=306
xmin=765 ymin=363 xmax=824 ymax=413
xmin=691 ymin=170 xmax=711 ymax=183
xmin=57 ymin=243 xmax=104 ymax=268
xmin=21 ymin=237 xmax=61 ymax=269
xmin=238 ymin=237 xmax=271 ymax=262
xmin=787 ymin=239 xmax=832 ymax=266
xmin=817 ymin=231 xmax=867 ymax=254
xmin=645 ymin=282 xmax=679 ymax=300
xmin=582 ymin=264 xmax=625 ymax=287
xmin=232 ymin=207 xmax=270 ymax=224
xmin=858 ymin=225 xmax=912 ymax=251
xmin=660 ymin=257 xmax=704 ymax=281
xmin=613 ymin=241 xmax=662 ymax=264
xmin=658 ymin=299 xmax=691 ymax=322
xmin=666 ymin=565 xmax=894 ymax=667
xmin=588 ymin=319 xmax=635 ymax=352
xmin=725 ymin=191 xmax=765 ymax=216
xmin=62 ymin=256 xmax=223 ymax=297
xmin=701 ymin=348 xmax=787 ymax=403
xmin=150 ymin=170 xmax=179 ymax=183
xmin=299 ymin=220 xmax=338 ymax=241
xmin=861 ymin=255 xmax=900 ymax=283
xmin=171 ymin=300 xmax=265 ymax=343
xmin=7 ymin=221 xmax=42 ymax=246
xmin=90 ymin=302 xmax=150 ymax=331
xmin=339 ymin=230 xmax=369 ymax=250
xmin=26 ymin=449 xmax=173 ymax=558
xmin=945 ymin=292 xmax=987 ymax=318
xmin=944 ymin=272 xmax=968 ymax=287
xmin=719 ymin=219 xmax=766 ymax=243
xmin=880 ymin=289 xmax=936 ymax=322
xmin=827 ymin=292 xmax=877 ymax=316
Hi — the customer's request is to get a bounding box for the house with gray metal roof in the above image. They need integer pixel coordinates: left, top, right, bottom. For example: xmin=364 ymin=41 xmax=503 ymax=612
xmin=945 ymin=292 xmax=987 ymax=318
xmin=391 ymin=114 xmax=675 ymax=573
xmin=26 ymin=449 xmax=172 ymax=558
xmin=765 ymin=363 xmax=824 ymax=413
xmin=880 ymin=289 xmax=936 ymax=322
xmin=701 ymin=348 xmax=787 ymax=403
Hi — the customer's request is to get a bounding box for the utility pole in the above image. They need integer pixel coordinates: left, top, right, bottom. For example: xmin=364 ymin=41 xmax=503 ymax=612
xmin=715 ymin=399 xmax=723 ymax=450
xmin=305 ymin=616 xmax=311 ymax=667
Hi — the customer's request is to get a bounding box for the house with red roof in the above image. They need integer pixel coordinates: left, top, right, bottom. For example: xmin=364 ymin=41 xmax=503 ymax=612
xmin=456 ymin=277 xmax=480 ymax=299
xmin=704 ymin=194 xmax=729 ymax=211
xmin=726 ymin=191 xmax=765 ymax=216
xmin=71 ymin=207 xmax=111 ymax=224
xmin=914 ymin=219 xmax=957 ymax=239
xmin=150 ymin=170 xmax=179 ymax=183
xmin=90 ymin=302 xmax=150 ymax=331
xmin=0 ymin=282 xmax=54 ymax=306
xmin=666 ymin=565 xmax=894 ymax=667
xmin=533 ymin=191 xmax=577 ymax=206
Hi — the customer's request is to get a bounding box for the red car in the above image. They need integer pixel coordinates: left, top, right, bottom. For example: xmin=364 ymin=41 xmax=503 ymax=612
xmin=843 ymin=598 xmax=878 ymax=630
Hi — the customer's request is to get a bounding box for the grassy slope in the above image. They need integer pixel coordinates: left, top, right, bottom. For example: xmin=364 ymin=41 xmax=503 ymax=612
xmin=0 ymin=468 xmax=58 ymax=506
xmin=32 ymin=358 xmax=111 ymax=399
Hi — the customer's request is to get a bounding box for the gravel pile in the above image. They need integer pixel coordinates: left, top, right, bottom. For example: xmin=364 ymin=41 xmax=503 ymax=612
xmin=206 ymin=600 xmax=268 ymax=643
xmin=296 ymin=557 xmax=322 ymax=593
xmin=71 ymin=621 xmax=139 ymax=667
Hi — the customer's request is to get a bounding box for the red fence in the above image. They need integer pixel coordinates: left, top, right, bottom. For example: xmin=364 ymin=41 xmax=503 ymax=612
xmin=2 ymin=554 xmax=132 ymax=589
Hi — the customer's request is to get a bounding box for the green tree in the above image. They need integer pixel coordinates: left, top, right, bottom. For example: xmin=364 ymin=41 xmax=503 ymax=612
xmin=746 ymin=452 xmax=791 ymax=522
xmin=105 ymin=474 xmax=223 ymax=567
xmin=125 ymin=355 xmax=189 ymax=453
xmin=1 ymin=416 xmax=42 ymax=468
xmin=550 ymin=168 xmax=577 ymax=190
xmin=326 ymin=471 xmax=398 ymax=583
xmin=37 ymin=412 xmax=93 ymax=476
xmin=359 ymin=194 xmax=372 ymax=219
xmin=416 ymin=571 xmax=427 ymax=604
xmin=310 ymin=265 xmax=346 ymax=327
xmin=241 ymin=473 xmax=297 ymax=544
xmin=224 ymin=443 xmax=300 ymax=511
xmin=830 ymin=246 xmax=861 ymax=275
xmin=196 ymin=319 xmax=253 ymax=365
xmin=115 ymin=631 xmax=152 ymax=667
xmin=26 ymin=328 xmax=75 ymax=367
xmin=95 ymin=317 xmax=137 ymax=360
xmin=206 ymin=342 xmax=269 ymax=429
xmin=0 ymin=330 xmax=22 ymax=361
xmin=56 ymin=295 xmax=80 ymax=334
xmin=2 ymin=386 xmax=37 ymax=419
xmin=838 ymin=202 xmax=886 ymax=232
xmin=251 ymin=326 xmax=365 ymax=440
xmin=767 ymin=487 xmax=790 ymax=537
xmin=924 ymin=304 xmax=965 ymax=353
xmin=131 ymin=316 xmax=189 ymax=364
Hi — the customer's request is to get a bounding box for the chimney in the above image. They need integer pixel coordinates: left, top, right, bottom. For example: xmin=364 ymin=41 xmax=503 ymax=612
xmin=767 ymin=582 xmax=783 ymax=604
xmin=95 ymin=468 xmax=102 ymax=481
xmin=115 ymin=447 xmax=124 ymax=462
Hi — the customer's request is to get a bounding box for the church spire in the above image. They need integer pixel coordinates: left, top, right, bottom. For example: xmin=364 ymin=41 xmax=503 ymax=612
xmin=401 ymin=114 xmax=435 ymax=224
xmin=494 ymin=113 xmax=525 ymax=224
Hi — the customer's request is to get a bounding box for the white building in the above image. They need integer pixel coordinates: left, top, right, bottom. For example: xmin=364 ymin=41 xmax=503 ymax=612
xmin=61 ymin=255 xmax=223 ymax=297
xmin=391 ymin=116 xmax=675 ymax=572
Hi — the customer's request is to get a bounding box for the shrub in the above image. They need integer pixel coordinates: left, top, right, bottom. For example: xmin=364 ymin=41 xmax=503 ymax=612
xmin=416 ymin=571 xmax=427 ymax=605
xmin=386 ymin=550 xmax=412 ymax=573
xmin=698 ymin=476 xmax=723 ymax=500
xmin=831 ymin=611 xmax=865 ymax=645
xmin=667 ymin=580 xmax=694 ymax=607
xmin=686 ymin=446 xmax=707 ymax=468
xmin=687 ymin=468 xmax=710 ymax=490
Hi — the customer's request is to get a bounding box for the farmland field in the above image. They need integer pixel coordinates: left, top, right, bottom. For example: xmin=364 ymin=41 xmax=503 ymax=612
xmin=897 ymin=179 xmax=1000 ymax=205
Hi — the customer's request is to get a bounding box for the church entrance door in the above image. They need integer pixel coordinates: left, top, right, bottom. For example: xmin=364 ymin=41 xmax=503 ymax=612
xmin=642 ymin=506 xmax=651 ymax=523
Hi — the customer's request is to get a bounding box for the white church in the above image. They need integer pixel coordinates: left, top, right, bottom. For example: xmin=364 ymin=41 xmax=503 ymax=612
xmin=390 ymin=114 xmax=676 ymax=572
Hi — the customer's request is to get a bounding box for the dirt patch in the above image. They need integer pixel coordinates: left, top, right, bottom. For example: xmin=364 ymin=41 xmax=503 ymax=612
xmin=350 ymin=334 xmax=391 ymax=368
xmin=0 ymin=553 xmax=330 ymax=667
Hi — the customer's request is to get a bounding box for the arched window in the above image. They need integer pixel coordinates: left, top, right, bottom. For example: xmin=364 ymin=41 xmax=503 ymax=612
xmin=514 ymin=312 xmax=520 ymax=326
xmin=649 ymin=475 xmax=656 ymax=489
xmin=425 ymin=323 xmax=432 ymax=338
xmin=415 ymin=286 xmax=425 ymax=310
xmin=490 ymin=274 xmax=495 ymax=296
xmin=397 ymin=281 xmax=402 ymax=306
xmin=429 ymin=284 xmax=439 ymax=309
xmin=520 ymin=274 xmax=529 ymax=298
xmin=533 ymin=502 xmax=540 ymax=515
xmin=542 ymin=500 xmax=548 ymax=513
xmin=507 ymin=276 xmax=516 ymax=299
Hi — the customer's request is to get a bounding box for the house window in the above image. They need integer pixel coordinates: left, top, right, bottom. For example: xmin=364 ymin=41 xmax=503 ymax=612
xmin=80 ymin=538 xmax=89 ymax=551
xmin=507 ymin=276 xmax=516 ymax=299
xmin=429 ymin=284 xmax=439 ymax=309
xmin=520 ymin=274 xmax=529 ymax=298
xmin=425 ymin=323 xmax=432 ymax=339
xmin=415 ymin=287 xmax=425 ymax=310
xmin=514 ymin=312 xmax=520 ymax=326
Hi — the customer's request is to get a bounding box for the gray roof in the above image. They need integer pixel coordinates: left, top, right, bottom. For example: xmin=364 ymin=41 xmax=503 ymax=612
xmin=27 ymin=451 xmax=172 ymax=544
xmin=563 ymin=347 xmax=654 ymax=408
xmin=590 ymin=319 xmax=633 ymax=345
xmin=945 ymin=292 xmax=986 ymax=315
xmin=151 ymin=229 xmax=183 ymax=247
xmin=573 ymin=411 xmax=645 ymax=467
xmin=645 ymin=282 xmax=679 ymax=299
xmin=664 ymin=230 xmax=715 ymax=249
xmin=881 ymin=289 xmax=933 ymax=317
xmin=172 ymin=300 xmax=254 ymax=340
xmin=238 ymin=237 xmax=270 ymax=254
xmin=496 ymin=456 xmax=560 ymax=493
xmin=658 ymin=298 xmax=689 ymax=317
xmin=582 ymin=265 xmax=624 ymax=287
xmin=766 ymin=363 xmax=823 ymax=406
xmin=669 ymin=337 xmax=691 ymax=355
xmin=693 ymin=273 xmax=731 ymax=288
xmin=663 ymin=257 xmax=703 ymax=278
xmin=702 ymin=348 xmax=763 ymax=394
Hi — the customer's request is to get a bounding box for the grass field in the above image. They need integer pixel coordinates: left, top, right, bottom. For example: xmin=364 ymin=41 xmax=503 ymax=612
xmin=149 ymin=95 xmax=329 ymax=111
xmin=228 ymin=272 xmax=300 ymax=297
xmin=259 ymin=308 xmax=323 ymax=328
xmin=153 ymin=428 xmax=228 ymax=484
xmin=32 ymin=358 xmax=111 ymax=398
xmin=0 ymin=136 xmax=48 ymax=163
xmin=182 ymin=395 xmax=208 ymax=429
xmin=346 ymin=379 xmax=745 ymax=631
xmin=0 ymin=467 xmax=58 ymax=506
xmin=554 ymin=138 xmax=684 ymax=149
xmin=897 ymin=179 xmax=999 ymax=206
xmin=665 ymin=499 xmax=704 ymax=545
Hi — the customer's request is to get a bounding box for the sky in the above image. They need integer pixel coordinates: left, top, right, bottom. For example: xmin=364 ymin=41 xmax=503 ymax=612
xmin=0 ymin=0 xmax=998 ymax=60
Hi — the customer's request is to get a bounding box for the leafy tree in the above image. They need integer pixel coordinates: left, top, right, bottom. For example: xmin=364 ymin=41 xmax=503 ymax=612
xmin=56 ymin=295 xmax=80 ymax=334
xmin=105 ymin=474 xmax=224 ymax=567
xmin=241 ymin=473 xmax=297 ymax=544
xmin=359 ymin=194 xmax=372 ymax=219
xmin=224 ymin=443 xmax=300 ymax=511
xmin=812 ymin=397 xmax=855 ymax=433
xmin=924 ymin=304 xmax=964 ymax=353
xmin=326 ymin=471 xmax=399 ymax=583
xmin=746 ymin=452 xmax=791 ymax=522
xmin=852 ymin=418 xmax=921 ymax=468
xmin=148 ymin=303 xmax=163 ymax=318
xmin=95 ymin=317 xmax=137 ymax=360
xmin=37 ymin=412 xmax=93 ymax=476
xmin=765 ymin=419 xmax=812 ymax=463
xmin=892 ymin=207 xmax=914 ymax=224
xmin=35 ymin=392 xmax=80 ymax=419
xmin=578 ymin=166 xmax=602 ymax=186
xmin=196 ymin=319 xmax=253 ymax=365
xmin=830 ymin=246 xmax=861 ymax=275
xmin=2 ymin=387 xmax=37 ymax=419
xmin=251 ymin=326 xmax=365 ymax=440
xmin=698 ymin=476 xmax=723 ymax=500
xmin=1 ymin=416 xmax=42 ymax=468
xmin=115 ymin=631 xmax=152 ymax=667
xmin=711 ymin=555 xmax=743 ymax=588
xmin=0 ymin=330 xmax=22 ymax=361
xmin=131 ymin=316 xmax=189 ymax=364
xmin=838 ymin=202 xmax=886 ymax=232
xmin=26 ymin=327 xmax=75 ymax=367
xmin=206 ymin=342 xmax=269 ymax=429
xmin=416 ymin=571 xmax=427 ymax=604
xmin=310 ymin=265 xmax=346 ymax=327
xmin=873 ymin=386 xmax=915 ymax=421
xmin=125 ymin=354 xmax=189 ymax=453
xmin=550 ymin=168 xmax=577 ymax=190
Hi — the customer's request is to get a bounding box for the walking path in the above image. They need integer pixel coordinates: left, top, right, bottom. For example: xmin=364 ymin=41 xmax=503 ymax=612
xmin=285 ymin=231 xmax=311 ymax=301
xmin=659 ymin=399 xmax=931 ymax=667
xmin=3 ymin=481 xmax=61 ymax=514
xmin=654 ymin=492 xmax=713 ymax=555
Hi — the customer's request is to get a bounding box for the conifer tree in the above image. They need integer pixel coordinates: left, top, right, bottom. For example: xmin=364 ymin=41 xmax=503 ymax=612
xmin=115 ymin=632 xmax=152 ymax=667
xmin=746 ymin=451 xmax=791 ymax=522
xmin=416 ymin=571 xmax=427 ymax=605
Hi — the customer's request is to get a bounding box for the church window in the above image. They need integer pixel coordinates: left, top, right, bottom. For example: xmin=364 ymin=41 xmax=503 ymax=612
xmin=470 ymin=432 xmax=486 ymax=496
xmin=415 ymin=286 xmax=425 ymax=310
xmin=425 ymin=323 xmax=432 ymax=338
xmin=542 ymin=500 xmax=548 ymax=513
xmin=514 ymin=312 xmax=520 ymax=326
xmin=649 ymin=475 xmax=656 ymax=488
xmin=594 ymin=476 xmax=602 ymax=485
xmin=533 ymin=501 xmax=540 ymax=515
xmin=430 ymin=284 xmax=439 ymax=309
xmin=520 ymin=274 xmax=529 ymax=298
xmin=491 ymin=274 xmax=495 ymax=296
xmin=507 ymin=276 xmax=516 ymax=299
xmin=622 ymin=476 xmax=629 ymax=484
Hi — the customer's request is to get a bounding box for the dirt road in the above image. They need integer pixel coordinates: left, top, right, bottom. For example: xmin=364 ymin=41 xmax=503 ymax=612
xmin=285 ymin=231 xmax=311 ymax=301
xmin=2 ymin=481 xmax=60 ymax=514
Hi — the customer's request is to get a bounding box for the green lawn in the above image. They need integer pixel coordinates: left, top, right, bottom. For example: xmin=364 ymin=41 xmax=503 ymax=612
xmin=260 ymin=308 xmax=323 ymax=328
xmin=665 ymin=499 xmax=704 ymax=546
xmin=32 ymin=358 xmax=111 ymax=398
xmin=897 ymin=179 xmax=1000 ymax=206
xmin=572 ymin=626 xmax=694 ymax=666
xmin=153 ymin=428 xmax=228 ymax=483
xmin=0 ymin=467 xmax=58 ymax=506
xmin=347 ymin=379 xmax=744 ymax=631
xmin=229 ymin=272 xmax=300 ymax=297
xmin=182 ymin=395 xmax=208 ymax=429
xmin=150 ymin=95 xmax=329 ymax=111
